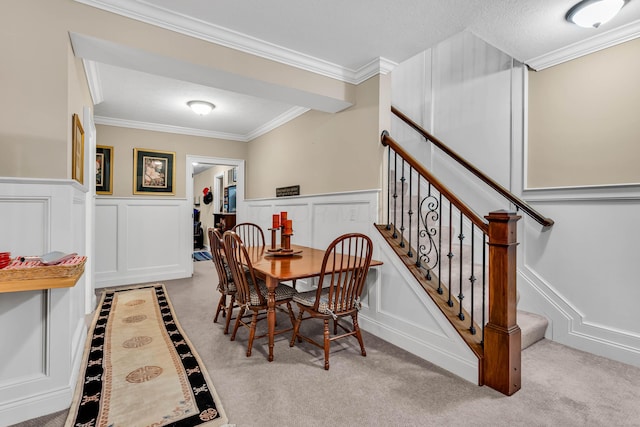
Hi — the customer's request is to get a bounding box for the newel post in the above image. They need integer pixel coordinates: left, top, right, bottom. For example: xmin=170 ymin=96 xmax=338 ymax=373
xmin=483 ymin=210 xmax=521 ymax=396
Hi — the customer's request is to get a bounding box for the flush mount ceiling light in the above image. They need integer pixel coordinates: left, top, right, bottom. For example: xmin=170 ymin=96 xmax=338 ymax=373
xmin=566 ymin=0 xmax=626 ymax=28
xmin=187 ymin=100 xmax=215 ymax=115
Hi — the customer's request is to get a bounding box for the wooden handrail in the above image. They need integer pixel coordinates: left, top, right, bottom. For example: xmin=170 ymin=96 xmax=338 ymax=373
xmin=381 ymin=131 xmax=489 ymax=234
xmin=391 ymin=106 xmax=554 ymax=227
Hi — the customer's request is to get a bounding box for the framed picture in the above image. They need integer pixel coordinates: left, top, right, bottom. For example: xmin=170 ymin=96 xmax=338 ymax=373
xmin=72 ymin=114 xmax=84 ymax=184
xmin=96 ymin=145 xmax=113 ymax=195
xmin=133 ymin=148 xmax=175 ymax=195
xmin=227 ymin=167 xmax=237 ymax=184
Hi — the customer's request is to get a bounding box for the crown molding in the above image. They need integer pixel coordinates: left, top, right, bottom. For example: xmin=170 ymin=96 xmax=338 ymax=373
xmin=74 ymin=0 xmax=395 ymax=84
xmin=94 ymin=116 xmax=249 ymax=141
xmin=93 ymin=106 xmax=310 ymax=143
xmin=526 ymin=19 xmax=640 ymax=70
xmin=354 ymin=57 xmax=398 ymax=83
xmin=245 ymin=107 xmax=310 ymax=141
xmin=82 ymin=59 xmax=104 ymax=105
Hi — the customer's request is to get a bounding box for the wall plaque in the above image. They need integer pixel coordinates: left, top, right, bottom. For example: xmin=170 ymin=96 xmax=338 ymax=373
xmin=276 ymin=185 xmax=300 ymax=197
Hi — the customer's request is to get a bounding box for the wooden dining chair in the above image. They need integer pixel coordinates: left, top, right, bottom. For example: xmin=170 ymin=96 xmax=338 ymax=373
xmin=232 ymin=222 xmax=265 ymax=248
xmin=289 ymin=233 xmax=373 ymax=370
xmin=208 ymin=228 xmax=237 ymax=334
xmin=223 ymin=231 xmax=298 ymax=358
xmin=232 ymin=222 xmax=301 ymax=289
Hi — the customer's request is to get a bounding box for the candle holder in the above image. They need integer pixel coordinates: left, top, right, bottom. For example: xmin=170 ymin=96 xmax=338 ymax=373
xmin=267 ymin=228 xmax=281 ymax=252
xmin=281 ymin=232 xmax=293 ymax=253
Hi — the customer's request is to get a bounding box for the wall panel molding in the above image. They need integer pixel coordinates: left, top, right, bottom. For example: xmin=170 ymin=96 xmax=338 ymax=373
xmin=95 ymin=197 xmax=191 ymax=287
xmin=0 ymin=179 xmax=88 ymax=425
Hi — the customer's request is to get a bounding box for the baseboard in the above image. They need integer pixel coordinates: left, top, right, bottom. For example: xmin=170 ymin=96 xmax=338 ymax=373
xmin=0 ymin=386 xmax=72 ymax=427
xmin=517 ymin=266 xmax=640 ymax=368
xmin=0 ymin=319 xmax=88 ymax=426
xmin=359 ymin=315 xmax=479 ymax=385
xmin=95 ymin=269 xmax=190 ymax=288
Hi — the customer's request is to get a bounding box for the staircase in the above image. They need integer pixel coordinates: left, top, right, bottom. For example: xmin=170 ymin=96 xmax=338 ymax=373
xmin=377 ymin=107 xmax=554 ymax=395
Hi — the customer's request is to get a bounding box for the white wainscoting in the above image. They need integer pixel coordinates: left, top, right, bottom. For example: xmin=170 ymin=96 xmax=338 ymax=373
xmin=516 ymin=186 xmax=640 ymax=368
xmin=95 ymin=197 xmax=191 ymax=288
xmin=243 ymin=190 xmax=478 ymax=384
xmin=0 ymin=178 xmax=88 ymax=426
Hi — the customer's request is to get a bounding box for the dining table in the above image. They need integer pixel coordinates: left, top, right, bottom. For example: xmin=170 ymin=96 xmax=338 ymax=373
xmin=247 ymin=243 xmax=383 ymax=362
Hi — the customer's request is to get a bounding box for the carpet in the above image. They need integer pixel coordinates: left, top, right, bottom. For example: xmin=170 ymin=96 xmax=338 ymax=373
xmin=65 ymin=284 xmax=228 ymax=427
xmin=193 ymin=251 xmax=213 ymax=261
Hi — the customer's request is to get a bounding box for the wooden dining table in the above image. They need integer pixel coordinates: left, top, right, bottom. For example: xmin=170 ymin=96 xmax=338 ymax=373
xmin=247 ymin=244 xmax=382 ymax=362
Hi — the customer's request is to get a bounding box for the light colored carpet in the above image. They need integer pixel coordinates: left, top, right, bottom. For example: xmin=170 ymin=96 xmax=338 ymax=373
xmin=12 ymin=260 xmax=640 ymax=427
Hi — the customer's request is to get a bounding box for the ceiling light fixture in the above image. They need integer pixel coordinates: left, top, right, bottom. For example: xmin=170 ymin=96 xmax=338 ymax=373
xmin=187 ymin=100 xmax=215 ymax=115
xmin=566 ymin=0 xmax=626 ymax=28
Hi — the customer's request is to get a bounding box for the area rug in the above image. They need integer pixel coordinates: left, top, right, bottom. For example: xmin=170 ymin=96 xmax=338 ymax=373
xmin=193 ymin=251 xmax=213 ymax=261
xmin=65 ymin=284 xmax=228 ymax=427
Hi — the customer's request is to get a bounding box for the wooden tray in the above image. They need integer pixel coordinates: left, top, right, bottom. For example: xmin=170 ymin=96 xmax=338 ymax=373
xmin=264 ymin=249 xmax=302 ymax=257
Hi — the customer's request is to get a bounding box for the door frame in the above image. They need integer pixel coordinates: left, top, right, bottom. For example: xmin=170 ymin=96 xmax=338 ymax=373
xmin=185 ymin=154 xmax=245 ymax=276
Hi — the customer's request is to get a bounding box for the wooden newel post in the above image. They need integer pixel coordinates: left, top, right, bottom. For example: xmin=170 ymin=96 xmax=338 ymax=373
xmin=483 ymin=210 xmax=521 ymax=396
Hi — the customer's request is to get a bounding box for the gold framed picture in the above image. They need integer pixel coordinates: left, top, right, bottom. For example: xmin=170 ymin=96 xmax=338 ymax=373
xmin=96 ymin=145 xmax=113 ymax=195
xmin=133 ymin=148 xmax=175 ymax=195
xmin=72 ymin=114 xmax=84 ymax=184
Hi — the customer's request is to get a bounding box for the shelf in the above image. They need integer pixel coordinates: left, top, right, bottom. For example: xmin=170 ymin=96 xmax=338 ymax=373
xmin=0 ymin=256 xmax=87 ymax=293
xmin=0 ymin=269 xmax=85 ymax=293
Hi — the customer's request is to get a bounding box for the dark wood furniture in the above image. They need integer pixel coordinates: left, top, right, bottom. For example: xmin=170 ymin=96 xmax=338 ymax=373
xmin=289 ymin=233 xmax=373 ymax=370
xmin=208 ymin=228 xmax=237 ymax=334
xmin=213 ymin=213 xmax=236 ymax=232
xmin=222 ymin=231 xmax=297 ymax=358
xmin=247 ymin=242 xmax=382 ymax=362
xmin=232 ymin=222 xmax=265 ymax=248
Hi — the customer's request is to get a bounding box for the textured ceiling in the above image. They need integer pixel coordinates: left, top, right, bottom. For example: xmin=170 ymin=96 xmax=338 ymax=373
xmin=75 ymin=0 xmax=640 ymax=141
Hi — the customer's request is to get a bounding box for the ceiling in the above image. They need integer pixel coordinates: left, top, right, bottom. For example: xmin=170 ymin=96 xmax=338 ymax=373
xmin=74 ymin=0 xmax=640 ymax=142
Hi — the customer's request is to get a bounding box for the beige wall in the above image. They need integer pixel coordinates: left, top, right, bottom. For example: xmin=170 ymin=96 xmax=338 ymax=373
xmin=0 ymin=0 xmax=353 ymax=179
xmin=95 ymin=125 xmax=247 ymax=198
xmin=0 ymin=1 xmax=82 ymax=178
xmin=528 ymin=38 xmax=640 ymax=188
xmin=246 ymin=75 xmax=389 ymax=199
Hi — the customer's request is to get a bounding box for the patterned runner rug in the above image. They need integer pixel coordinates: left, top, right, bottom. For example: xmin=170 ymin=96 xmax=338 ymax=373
xmin=193 ymin=251 xmax=213 ymax=261
xmin=65 ymin=284 xmax=228 ymax=427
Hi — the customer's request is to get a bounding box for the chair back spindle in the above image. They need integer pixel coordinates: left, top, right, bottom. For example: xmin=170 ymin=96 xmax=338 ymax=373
xmin=232 ymin=222 xmax=265 ymax=248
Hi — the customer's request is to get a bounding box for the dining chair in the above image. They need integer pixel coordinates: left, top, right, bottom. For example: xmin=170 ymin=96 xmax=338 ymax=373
xmin=232 ymin=222 xmax=265 ymax=248
xmin=208 ymin=228 xmax=237 ymax=334
xmin=232 ymin=221 xmax=301 ymax=289
xmin=223 ymin=230 xmax=298 ymax=358
xmin=289 ymin=233 xmax=373 ymax=370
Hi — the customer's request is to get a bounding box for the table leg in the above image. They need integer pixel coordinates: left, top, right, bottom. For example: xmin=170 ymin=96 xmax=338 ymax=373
xmin=265 ymin=275 xmax=277 ymax=362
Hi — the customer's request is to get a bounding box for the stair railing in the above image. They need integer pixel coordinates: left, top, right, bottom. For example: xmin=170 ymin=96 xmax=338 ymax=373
xmin=392 ymin=106 xmax=554 ymax=228
xmin=380 ymin=130 xmax=522 ymax=396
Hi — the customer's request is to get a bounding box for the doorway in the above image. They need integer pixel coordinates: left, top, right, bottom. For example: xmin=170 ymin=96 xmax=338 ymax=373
xmin=186 ymin=155 xmax=244 ymax=276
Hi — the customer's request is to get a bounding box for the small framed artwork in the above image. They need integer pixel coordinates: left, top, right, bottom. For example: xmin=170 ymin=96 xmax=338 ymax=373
xmin=227 ymin=167 xmax=237 ymax=184
xmin=96 ymin=145 xmax=113 ymax=195
xmin=72 ymin=114 xmax=84 ymax=184
xmin=133 ymin=148 xmax=175 ymax=195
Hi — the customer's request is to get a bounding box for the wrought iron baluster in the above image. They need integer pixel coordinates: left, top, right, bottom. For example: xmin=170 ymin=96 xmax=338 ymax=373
xmin=417 ymin=182 xmax=439 ymax=281
xmin=386 ymin=146 xmax=391 ymax=230
xmin=482 ymin=233 xmax=487 ymax=346
xmin=469 ymin=224 xmax=476 ymax=335
xmin=458 ymin=213 xmax=465 ymax=321
xmin=392 ymin=151 xmax=398 ymax=239
xmin=407 ymin=166 xmax=413 ymax=257
xmin=415 ymin=173 xmax=421 ymax=268
xmin=447 ymin=201 xmax=454 ymax=307
xmin=399 ymin=160 xmax=406 ymax=247
xmin=437 ymin=192 xmax=443 ymax=295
